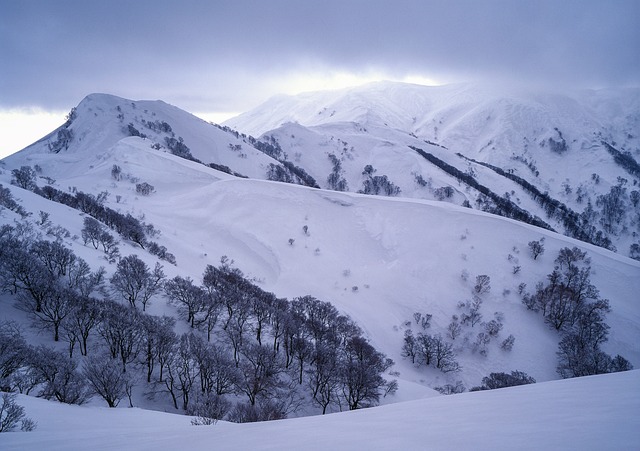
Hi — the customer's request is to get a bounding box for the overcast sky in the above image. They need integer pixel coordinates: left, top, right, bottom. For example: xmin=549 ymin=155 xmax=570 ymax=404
xmin=1 ymin=0 xmax=639 ymax=156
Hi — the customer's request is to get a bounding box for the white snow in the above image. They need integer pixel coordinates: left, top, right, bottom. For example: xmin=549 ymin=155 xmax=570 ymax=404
xmin=1 ymin=370 xmax=638 ymax=450
xmin=0 ymin=85 xmax=639 ymax=448
xmin=224 ymin=82 xmax=640 ymax=255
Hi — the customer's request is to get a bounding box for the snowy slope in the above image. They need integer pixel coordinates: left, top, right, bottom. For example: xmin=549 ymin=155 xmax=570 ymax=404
xmin=0 ymin=89 xmax=639 ymax=445
xmin=9 ymin=93 xmax=284 ymax=181
xmin=1 ymin=370 xmax=638 ymax=451
xmin=225 ymin=81 xmax=640 ymax=257
xmin=1 ymin=125 xmax=638 ymax=390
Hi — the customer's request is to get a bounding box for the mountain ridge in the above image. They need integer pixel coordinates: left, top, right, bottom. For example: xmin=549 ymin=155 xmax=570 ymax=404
xmin=223 ymin=81 xmax=640 ymax=257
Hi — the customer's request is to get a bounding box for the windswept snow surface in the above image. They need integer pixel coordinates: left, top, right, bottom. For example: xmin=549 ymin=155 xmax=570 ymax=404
xmin=1 ymin=370 xmax=638 ymax=451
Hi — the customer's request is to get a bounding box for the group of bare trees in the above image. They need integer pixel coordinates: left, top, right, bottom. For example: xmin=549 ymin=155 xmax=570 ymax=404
xmin=522 ymin=246 xmax=633 ymax=377
xmin=0 ymin=221 xmax=394 ymax=422
xmin=402 ymin=328 xmax=460 ymax=373
xmin=358 ymin=165 xmax=401 ymax=196
xmin=402 ymin=273 xmax=512 ymax=375
xmin=10 ymin=165 xmax=176 ymax=265
xmin=159 ymin=261 xmax=396 ymax=419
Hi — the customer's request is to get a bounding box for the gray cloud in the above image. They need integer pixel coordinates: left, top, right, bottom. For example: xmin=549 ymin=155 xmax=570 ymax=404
xmin=1 ymin=0 xmax=638 ymax=112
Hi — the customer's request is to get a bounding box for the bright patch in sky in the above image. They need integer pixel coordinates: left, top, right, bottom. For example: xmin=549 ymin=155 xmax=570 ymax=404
xmin=272 ymin=70 xmax=443 ymax=95
xmin=0 ymin=109 xmax=65 ymax=159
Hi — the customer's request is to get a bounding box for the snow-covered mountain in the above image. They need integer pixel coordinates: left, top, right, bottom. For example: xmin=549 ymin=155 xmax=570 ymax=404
xmin=226 ymin=81 xmax=640 ymax=257
xmin=11 ymin=92 xmax=288 ymax=181
xmin=226 ymin=81 xmax=640 ymax=159
xmin=0 ymin=84 xmax=638 ymax=448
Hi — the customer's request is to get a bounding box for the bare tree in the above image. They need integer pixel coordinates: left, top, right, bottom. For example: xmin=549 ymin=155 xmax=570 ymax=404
xmin=460 ymin=297 xmax=483 ymax=327
xmin=237 ymin=343 xmax=287 ymax=407
xmin=307 ymin=344 xmax=340 ymax=414
xmin=473 ymin=275 xmax=491 ymax=296
xmin=401 ymin=329 xmax=418 ymax=363
xmin=0 ymin=322 xmax=30 ymax=389
xmin=19 ymin=284 xmax=74 ymax=342
xmin=164 ymin=276 xmax=206 ymax=327
xmin=340 ymin=336 xmax=394 ymax=410
xmin=83 ymin=353 xmax=133 ymax=407
xmin=61 ymin=295 xmax=103 ymax=357
xmin=110 ymin=255 xmax=164 ymax=311
xmin=528 ymin=238 xmax=545 ymax=260
xmin=30 ymin=346 xmax=91 ymax=405
xmin=0 ymin=392 xmax=36 ymax=432
xmin=165 ymin=334 xmax=199 ymax=411
xmin=187 ymin=392 xmax=231 ymax=425
xmin=97 ymin=300 xmax=143 ymax=372
xmin=140 ymin=314 xmax=176 ymax=383
xmin=10 ymin=166 xmax=37 ymax=190
xmin=432 ymin=334 xmax=460 ymax=372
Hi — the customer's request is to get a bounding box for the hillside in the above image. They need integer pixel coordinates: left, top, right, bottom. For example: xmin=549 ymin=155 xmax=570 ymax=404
xmin=1 ymin=370 xmax=638 ymax=451
xmin=226 ymin=81 xmax=640 ymax=257
xmin=0 ymin=86 xmax=638 ymax=446
xmin=9 ymin=93 xmax=308 ymax=183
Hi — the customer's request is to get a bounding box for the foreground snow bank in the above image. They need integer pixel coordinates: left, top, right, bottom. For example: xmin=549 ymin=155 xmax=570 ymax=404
xmin=1 ymin=370 xmax=638 ymax=451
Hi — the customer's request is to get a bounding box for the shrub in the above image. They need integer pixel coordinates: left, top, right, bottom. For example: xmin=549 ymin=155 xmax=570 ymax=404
xmin=111 ymin=165 xmax=122 ymax=180
xmin=470 ymin=370 xmax=535 ymax=391
xmin=187 ymin=393 xmax=231 ymax=425
xmin=127 ymin=123 xmax=147 ymax=138
xmin=0 ymin=184 xmax=29 ymax=217
xmin=501 ymin=334 xmax=515 ymax=351
xmin=528 ymin=238 xmax=545 ymax=260
xmin=48 ymin=128 xmax=74 ymax=153
xmin=0 ymin=392 xmax=36 ymax=432
xmin=136 ymin=182 xmax=155 ymax=196
xmin=434 ymin=381 xmax=465 ymax=395
xmin=11 ymin=166 xmax=37 ymax=191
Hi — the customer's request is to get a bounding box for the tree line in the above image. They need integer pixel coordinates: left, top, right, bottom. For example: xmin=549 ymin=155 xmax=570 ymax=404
xmin=409 ymin=146 xmax=553 ymax=230
xmin=456 ymin=153 xmax=615 ymax=251
xmin=0 ymin=222 xmax=395 ymax=422
xmin=10 ymin=166 xmax=176 ymax=265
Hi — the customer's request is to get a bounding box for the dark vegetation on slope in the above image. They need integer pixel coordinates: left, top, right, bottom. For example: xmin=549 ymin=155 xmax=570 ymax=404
xmin=161 ymin=135 xmax=248 ymax=178
xmin=256 ymin=135 xmax=319 ymax=188
xmin=400 ymin=241 xmax=633 ymax=395
xmin=46 ymin=108 xmax=77 ymax=154
xmin=409 ymin=146 xmax=553 ymax=230
xmin=0 ymin=188 xmax=395 ymax=423
xmin=326 ymin=153 xmax=349 ymax=192
xmin=10 ymin=166 xmax=176 ymax=265
xmin=469 ymin=371 xmax=536 ymax=391
xmin=0 ymin=184 xmax=29 ymax=218
xmin=126 ymin=114 xmax=249 ymax=179
xmin=521 ymin=246 xmax=633 ymax=378
xmin=358 ymin=164 xmax=401 ymax=196
xmin=602 ymin=141 xmax=640 ymax=178
xmin=456 ymin=154 xmax=615 ymax=251
xmin=213 ymin=124 xmax=320 ymax=188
